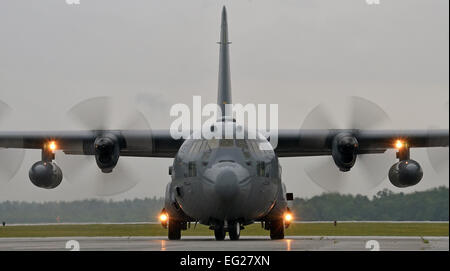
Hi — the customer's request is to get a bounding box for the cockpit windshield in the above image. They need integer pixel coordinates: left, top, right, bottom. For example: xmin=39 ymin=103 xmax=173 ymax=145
xmin=182 ymin=138 xmax=273 ymax=157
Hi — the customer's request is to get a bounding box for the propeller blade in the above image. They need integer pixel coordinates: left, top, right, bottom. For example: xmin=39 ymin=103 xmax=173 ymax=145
xmin=55 ymin=152 xmax=92 ymax=182
xmin=0 ymin=100 xmax=12 ymax=123
xmin=56 ymin=154 xmax=142 ymax=197
xmin=298 ymin=103 xmax=337 ymax=129
xmin=357 ymin=152 xmax=394 ymax=190
xmin=427 ymin=101 xmax=449 ymax=178
xmin=301 ymin=96 xmax=393 ymax=193
xmin=0 ymin=100 xmax=25 ymax=185
xmin=93 ymin=161 xmax=140 ymax=196
xmin=304 ymin=157 xmax=348 ymax=192
xmin=67 ymin=96 xmax=113 ymax=130
xmin=427 ymin=147 xmax=449 ymax=175
xmin=0 ymin=149 xmax=25 ymax=184
xmin=348 ymin=96 xmax=391 ymax=129
xmin=56 ymin=96 xmax=153 ymax=196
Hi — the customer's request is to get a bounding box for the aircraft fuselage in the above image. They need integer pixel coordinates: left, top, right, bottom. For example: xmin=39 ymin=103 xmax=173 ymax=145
xmin=164 ymin=122 xmax=288 ymax=227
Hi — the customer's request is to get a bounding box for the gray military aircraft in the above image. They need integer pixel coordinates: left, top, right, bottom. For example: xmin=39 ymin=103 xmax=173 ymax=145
xmin=0 ymin=7 xmax=448 ymax=240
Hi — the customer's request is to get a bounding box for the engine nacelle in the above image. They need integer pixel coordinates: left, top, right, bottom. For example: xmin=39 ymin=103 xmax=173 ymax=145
xmin=94 ymin=135 xmax=120 ymax=173
xmin=388 ymin=159 xmax=423 ymax=188
xmin=29 ymin=161 xmax=63 ymax=189
xmin=332 ymin=133 xmax=358 ymax=172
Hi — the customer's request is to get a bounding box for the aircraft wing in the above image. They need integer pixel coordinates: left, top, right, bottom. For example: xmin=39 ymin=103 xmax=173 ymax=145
xmin=1 ymin=128 xmax=448 ymax=192
xmin=274 ymin=129 xmax=449 ymax=157
xmin=0 ymin=129 xmax=183 ymax=158
xmin=1 ymin=129 xmax=448 ymax=157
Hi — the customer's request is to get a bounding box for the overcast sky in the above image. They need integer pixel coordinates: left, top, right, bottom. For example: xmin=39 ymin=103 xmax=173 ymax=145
xmin=0 ymin=0 xmax=448 ymax=202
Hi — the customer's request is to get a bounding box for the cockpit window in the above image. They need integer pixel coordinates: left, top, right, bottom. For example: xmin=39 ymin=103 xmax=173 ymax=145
xmin=207 ymin=139 xmax=219 ymax=149
xmin=236 ymin=140 xmax=246 ymax=149
xmin=199 ymin=140 xmax=210 ymax=152
xmin=188 ymin=161 xmax=197 ymax=177
xmin=256 ymin=161 xmax=266 ymax=177
xmin=188 ymin=141 xmax=200 ymax=154
xmin=246 ymin=140 xmax=260 ymax=154
xmin=219 ymin=139 xmax=234 ymax=147
xmin=186 ymin=140 xmax=210 ymax=155
xmin=195 ymin=141 xmax=204 ymax=153
xmin=183 ymin=138 xmax=270 ymax=157
xmin=236 ymin=140 xmax=251 ymax=159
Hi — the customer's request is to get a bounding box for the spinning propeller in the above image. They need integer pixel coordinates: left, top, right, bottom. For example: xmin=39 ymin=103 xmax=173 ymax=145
xmin=300 ymin=96 xmax=395 ymax=193
xmin=427 ymin=101 xmax=449 ymax=179
xmin=56 ymin=96 xmax=153 ymax=196
xmin=0 ymin=100 xmax=25 ymax=185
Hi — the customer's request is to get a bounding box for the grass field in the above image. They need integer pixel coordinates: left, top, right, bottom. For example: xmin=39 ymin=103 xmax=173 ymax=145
xmin=0 ymin=222 xmax=448 ymax=238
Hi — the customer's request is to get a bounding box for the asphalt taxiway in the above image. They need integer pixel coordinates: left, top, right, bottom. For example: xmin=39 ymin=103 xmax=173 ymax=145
xmin=0 ymin=236 xmax=448 ymax=251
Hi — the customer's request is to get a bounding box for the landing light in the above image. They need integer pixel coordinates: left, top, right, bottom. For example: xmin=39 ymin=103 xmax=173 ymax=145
xmin=48 ymin=141 xmax=57 ymax=152
xmin=284 ymin=213 xmax=293 ymax=222
xmin=395 ymin=140 xmax=405 ymax=150
xmin=159 ymin=213 xmax=168 ymax=222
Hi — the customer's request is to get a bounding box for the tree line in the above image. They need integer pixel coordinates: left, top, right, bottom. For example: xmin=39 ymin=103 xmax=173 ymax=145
xmin=292 ymin=187 xmax=448 ymax=221
xmin=0 ymin=187 xmax=448 ymax=223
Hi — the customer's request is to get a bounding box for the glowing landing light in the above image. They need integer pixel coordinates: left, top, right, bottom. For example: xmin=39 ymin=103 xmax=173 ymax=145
xmin=159 ymin=213 xmax=168 ymax=222
xmin=395 ymin=140 xmax=405 ymax=150
xmin=48 ymin=141 xmax=57 ymax=152
xmin=284 ymin=213 xmax=293 ymax=222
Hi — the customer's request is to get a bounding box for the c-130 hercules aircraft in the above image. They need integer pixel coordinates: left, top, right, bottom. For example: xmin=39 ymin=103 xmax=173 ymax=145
xmin=0 ymin=7 xmax=448 ymax=240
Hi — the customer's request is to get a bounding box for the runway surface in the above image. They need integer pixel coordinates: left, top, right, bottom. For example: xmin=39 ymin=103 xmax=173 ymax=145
xmin=0 ymin=236 xmax=448 ymax=251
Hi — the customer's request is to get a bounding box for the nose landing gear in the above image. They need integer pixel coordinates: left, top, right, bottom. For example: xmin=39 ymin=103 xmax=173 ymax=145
xmin=168 ymin=219 xmax=188 ymax=240
xmin=228 ymin=222 xmax=241 ymax=240
xmin=212 ymin=221 xmax=241 ymax=240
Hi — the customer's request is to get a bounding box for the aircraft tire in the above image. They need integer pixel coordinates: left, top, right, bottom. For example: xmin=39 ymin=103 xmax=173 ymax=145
xmin=214 ymin=225 xmax=226 ymax=241
xmin=168 ymin=219 xmax=181 ymax=240
xmin=269 ymin=219 xmax=285 ymax=240
xmin=228 ymin=222 xmax=240 ymax=240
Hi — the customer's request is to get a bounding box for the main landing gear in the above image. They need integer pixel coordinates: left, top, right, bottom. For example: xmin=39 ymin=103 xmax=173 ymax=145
xmin=269 ymin=219 xmax=285 ymax=240
xmin=213 ymin=222 xmax=241 ymax=241
xmin=168 ymin=219 xmax=182 ymax=240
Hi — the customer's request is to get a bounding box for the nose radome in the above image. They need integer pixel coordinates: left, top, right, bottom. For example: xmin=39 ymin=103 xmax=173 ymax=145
xmin=214 ymin=169 xmax=239 ymax=201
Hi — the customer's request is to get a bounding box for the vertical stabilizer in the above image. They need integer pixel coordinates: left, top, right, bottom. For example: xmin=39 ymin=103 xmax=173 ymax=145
xmin=217 ymin=6 xmax=232 ymax=119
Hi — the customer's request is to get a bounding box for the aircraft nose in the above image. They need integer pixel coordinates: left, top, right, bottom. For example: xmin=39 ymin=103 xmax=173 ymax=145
xmin=202 ymin=162 xmax=251 ymax=220
xmin=214 ymin=168 xmax=239 ymax=201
